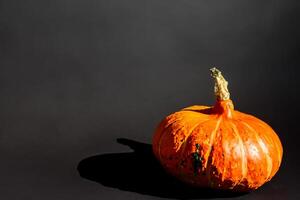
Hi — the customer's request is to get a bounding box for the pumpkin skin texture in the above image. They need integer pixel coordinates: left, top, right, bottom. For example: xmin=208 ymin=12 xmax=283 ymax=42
xmin=152 ymin=68 xmax=283 ymax=192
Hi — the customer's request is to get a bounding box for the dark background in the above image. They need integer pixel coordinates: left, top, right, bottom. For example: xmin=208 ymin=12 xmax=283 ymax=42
xmin=0 ymin=0 xmax=299 ymax=199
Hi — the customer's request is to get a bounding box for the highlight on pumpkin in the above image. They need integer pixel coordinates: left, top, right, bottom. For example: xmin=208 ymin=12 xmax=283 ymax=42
xmin=152 ymin=68 xmax=283 ymax=192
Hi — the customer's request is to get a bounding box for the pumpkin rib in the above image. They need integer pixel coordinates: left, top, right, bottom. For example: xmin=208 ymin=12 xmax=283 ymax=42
xmin=238 ymin=113 xmax=279 ymax=140
xmin=204 ymin=116 xmax=222 ymax=169
xmin=206 ymin=120 xmax=226 ymax=182
xmin=177 ymin=118 xmax=211 ymax=154
xmin=234 ymin=119 xmax=271 ymax=188
xmin=153 ymin=118 xmax=175 ymax=150
xmin=234 ymin=120 xmax=266 ymax=188
xmin=177 ymin=118 xmax=212 ymax=178
xmin=158 ymin=111 xmax=211 ymax=164
xmin=241 ymin=121 xmax=273 ymax=182
xmin=241 ymin=114 xmax=282 ymax=165
xmin=236 ymin=112 xmax=283 ymax=164
xmin=157 ymin=117 xmax=185 ymax=162
xmin=229 ymin=121 xmax=247 ymax=186
xmin=254 ymin=120 xmax=283 ymax=167
xmin=242 ymin=117 xmax=282 ymax=178
xmin=206 ymin=120 xmax=224 ymax=188
xmin=219 ymin=121 xmax=227 ymax=182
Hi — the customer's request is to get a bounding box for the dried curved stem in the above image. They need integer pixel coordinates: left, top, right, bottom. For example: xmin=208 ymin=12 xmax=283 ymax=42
xmin=210 ymin=67 xmax=230 ymax=101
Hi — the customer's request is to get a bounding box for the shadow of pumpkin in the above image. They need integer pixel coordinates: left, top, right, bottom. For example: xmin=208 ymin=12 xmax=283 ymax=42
xmin=77 ymin=138 xmax=247 ymax=199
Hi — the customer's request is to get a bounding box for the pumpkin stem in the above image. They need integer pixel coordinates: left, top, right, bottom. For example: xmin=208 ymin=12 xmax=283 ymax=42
xmin=210 ymin=67 xmax=230 ymax=101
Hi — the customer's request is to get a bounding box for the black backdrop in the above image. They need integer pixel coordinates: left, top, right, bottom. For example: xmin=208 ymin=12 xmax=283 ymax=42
xmin=0 ymin=0 xmax=299 ymax=199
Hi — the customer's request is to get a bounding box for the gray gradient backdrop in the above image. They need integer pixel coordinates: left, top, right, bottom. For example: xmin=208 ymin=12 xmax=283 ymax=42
xmin=0 ymin=0 xmax=299 ymax=199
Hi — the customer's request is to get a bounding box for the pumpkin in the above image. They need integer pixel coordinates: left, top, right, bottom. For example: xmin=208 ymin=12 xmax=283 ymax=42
xmin=152 ymin=68 xmax=283 ymax=192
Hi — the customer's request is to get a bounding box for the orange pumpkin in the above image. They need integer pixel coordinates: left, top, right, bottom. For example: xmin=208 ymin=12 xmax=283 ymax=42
xmin=152 ymin=68 xmax=283 ymax=192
